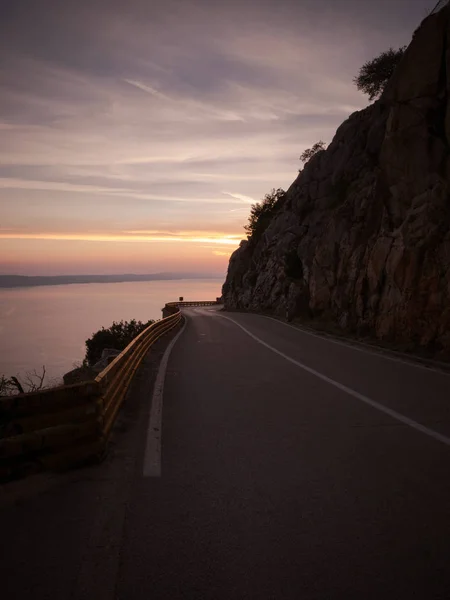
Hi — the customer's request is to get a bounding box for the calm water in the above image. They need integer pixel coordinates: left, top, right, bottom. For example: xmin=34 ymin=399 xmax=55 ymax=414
xmin=0 ymin=279 xmax=223 ymax=384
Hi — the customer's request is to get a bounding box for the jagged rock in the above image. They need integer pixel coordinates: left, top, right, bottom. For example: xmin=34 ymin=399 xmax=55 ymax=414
xmin=222 ymin=5 xmax=450 ymax=357
xmin=92 ymin=348 xmax=121 ymax=372
xmin=63 ymin=366 xmax=95 ymax=385
xmin=63 ymin=348 xmax=121 ymax=384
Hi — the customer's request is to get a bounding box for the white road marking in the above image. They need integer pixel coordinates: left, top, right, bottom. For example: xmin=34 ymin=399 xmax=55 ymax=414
xmin=143 ymin=317 xmax=188 ymax=477
xmin=216 ymin=313 xmax=450 ymax=448
xmin=260 ymin=314 xmax=450 ymax=375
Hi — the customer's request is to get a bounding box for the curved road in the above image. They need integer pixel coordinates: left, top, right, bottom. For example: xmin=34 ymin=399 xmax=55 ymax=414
xmin=2 ymin=307 xmax=450 ymax=599
xmin=120 ymin=307 xmax=450 ymax=599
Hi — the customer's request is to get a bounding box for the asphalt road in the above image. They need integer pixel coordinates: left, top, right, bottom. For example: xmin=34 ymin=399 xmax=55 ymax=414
xmin=2 ymin=307 xmax=450 ymax=599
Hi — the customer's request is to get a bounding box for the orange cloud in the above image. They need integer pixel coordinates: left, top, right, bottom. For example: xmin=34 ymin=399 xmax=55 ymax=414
xmin=0 ymin=230 xmax=242 ymax=246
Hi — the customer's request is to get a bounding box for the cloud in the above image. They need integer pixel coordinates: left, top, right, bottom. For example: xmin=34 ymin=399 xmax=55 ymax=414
xmin=222 ymin=192 xmax=256 ymax=204
xmin=0 ymin=176 xmax=249 ymax=205
xmin=123 ymin=79 xmax=173 ymax=102
xmin=0 ymin=0 xmax=431 ymax=274
xmin=0 ymin=229 xmax=242 ymax=246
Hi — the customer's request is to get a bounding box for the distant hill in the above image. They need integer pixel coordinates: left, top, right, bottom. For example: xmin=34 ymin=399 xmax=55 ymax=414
xmin=0 ymin=273 xmax=221 ymax=289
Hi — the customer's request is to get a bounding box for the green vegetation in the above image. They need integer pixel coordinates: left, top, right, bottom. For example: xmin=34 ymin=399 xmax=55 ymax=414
xmin=354 ymin=46 xmax=406 ymax=101
xmin=84 ymin=319 xmax=155 ymax=366
xmin=0 ymin=375 xmax=15 ymax=396
xmin=244 ymin=188 xmax=286 ymax=240
xmin=300 ymin=141 xmax=327 ymax=164
xmin=0 ymin=320 xmax=156 ymax=396
xmin=285 ymin=249 xmax=303 ymax=279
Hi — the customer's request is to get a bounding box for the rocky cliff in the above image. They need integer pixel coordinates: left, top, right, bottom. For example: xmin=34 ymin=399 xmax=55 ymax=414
xmin=223 ymin=6 xmax=450 ymax=356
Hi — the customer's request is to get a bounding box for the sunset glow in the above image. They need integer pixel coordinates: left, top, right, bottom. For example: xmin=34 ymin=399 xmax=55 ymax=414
xmin=0 ymin=0 xmax=429 ymax=276
xmin=0 ymin=231 xmax=241 ymax=245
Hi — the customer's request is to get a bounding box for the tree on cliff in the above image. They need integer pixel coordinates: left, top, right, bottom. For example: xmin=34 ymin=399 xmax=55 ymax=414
xmin=245 ymin=188 xmax=286 ymax=239
xmin=300 ymin=141 xmax=327 ymax=164
xmin=84 ymin=319 xmax=154 ymax=366
xmin=354 ymin=46 xmax=406 ymax=100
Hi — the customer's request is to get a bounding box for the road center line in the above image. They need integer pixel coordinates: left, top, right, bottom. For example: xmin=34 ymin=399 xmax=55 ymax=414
xmin=143 ymin=317 xmax=187 ymax=477
xmin=216 ymin=313 xmax=450 ymax=448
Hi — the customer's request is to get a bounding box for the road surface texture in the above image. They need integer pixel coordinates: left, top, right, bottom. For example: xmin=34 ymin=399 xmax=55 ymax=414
xmin=1 ymin=307 xmax=450 ymax=599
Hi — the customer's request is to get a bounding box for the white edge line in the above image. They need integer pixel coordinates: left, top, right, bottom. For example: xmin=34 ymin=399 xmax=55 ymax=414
xmin=257 ymin=314 xmax=450 ymax=376
xmin=143 ymin=316 xmax=188 ymax=477
xmin=215 ymin=313 xmax=450 ymax=448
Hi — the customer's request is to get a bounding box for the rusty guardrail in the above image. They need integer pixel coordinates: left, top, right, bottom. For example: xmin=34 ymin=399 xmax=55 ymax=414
xmin=0 ymin=300 xmax=220 ymax=482
xmin=95 ymin=309 xmax=182 ymax=438
xmin=162 ymin=300 xmax=219 ymax=317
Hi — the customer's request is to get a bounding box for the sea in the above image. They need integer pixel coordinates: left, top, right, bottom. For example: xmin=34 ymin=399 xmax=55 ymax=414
xmin=0 ymin=278 xmax=223 ymax=385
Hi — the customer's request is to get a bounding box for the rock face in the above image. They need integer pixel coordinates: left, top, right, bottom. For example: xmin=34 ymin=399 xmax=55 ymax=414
xmin=63 ymin=348 xmax=121 ymax=385
xmin=223 ymin=6 xmax=450 ymax=355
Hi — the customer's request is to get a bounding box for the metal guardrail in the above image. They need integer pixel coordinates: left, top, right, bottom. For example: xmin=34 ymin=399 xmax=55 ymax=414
xmin=175 ymin=301 xmax=218 ymax=306
xmin=96 ymin=309 xmax=182 ymax=438
xmin=162 ymin=300 xmax=219 ymax=317
xmin=0 ymin=301 xmax=225 ymax=482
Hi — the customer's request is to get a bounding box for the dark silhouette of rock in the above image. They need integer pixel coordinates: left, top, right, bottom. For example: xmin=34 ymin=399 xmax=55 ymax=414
xmin=63 ymin=348 xmax=121 ymax=384
xmin=222 ymin=5 xmax=450 ymax=357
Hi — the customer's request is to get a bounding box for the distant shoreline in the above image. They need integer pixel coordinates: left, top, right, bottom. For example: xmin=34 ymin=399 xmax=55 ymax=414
xmin=0 ymin=273 xmax=223 ymax=289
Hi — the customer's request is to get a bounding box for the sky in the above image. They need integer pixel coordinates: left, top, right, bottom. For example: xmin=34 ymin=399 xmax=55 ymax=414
xmin=0 ymin=0 xmax=436 ymax=276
